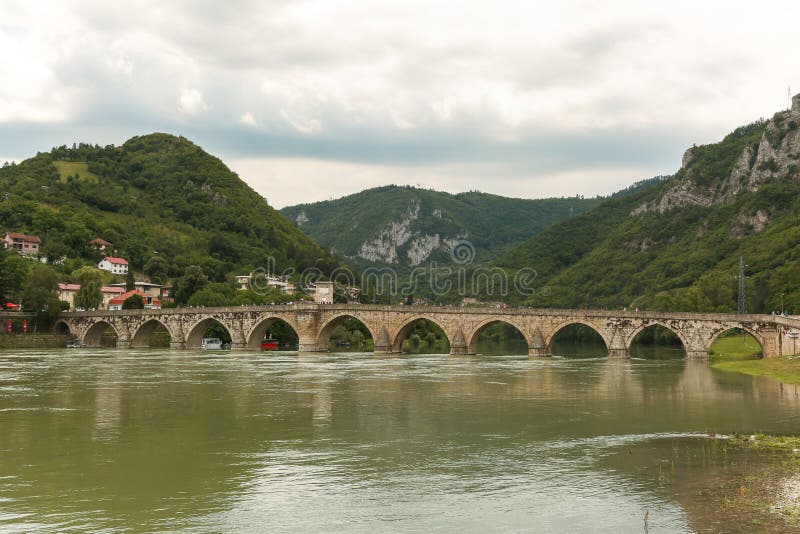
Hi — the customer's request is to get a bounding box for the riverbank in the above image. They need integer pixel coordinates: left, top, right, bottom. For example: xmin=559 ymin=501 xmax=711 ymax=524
xmin=708 ymin=434 xmax=800 ymax=528
xmin=0 ymin=333 xmax=70 ymax=349
xmin=710 ymin=333 xmax=800 ymax=385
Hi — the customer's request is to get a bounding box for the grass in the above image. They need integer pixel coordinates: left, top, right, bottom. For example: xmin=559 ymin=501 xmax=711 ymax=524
xmin=710 ymin=333 xmax=764 ymax=361
xmin=713 ymin=357 xmax=800 ymax=385
xmin=53 ymin=160 xmax=100 ymax=183
xmin=710 ymin=331 xmax=800 ymax=385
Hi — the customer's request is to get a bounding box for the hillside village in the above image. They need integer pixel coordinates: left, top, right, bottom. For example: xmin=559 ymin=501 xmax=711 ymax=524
xmin=2 ymin=230 xmax=341 ymax=313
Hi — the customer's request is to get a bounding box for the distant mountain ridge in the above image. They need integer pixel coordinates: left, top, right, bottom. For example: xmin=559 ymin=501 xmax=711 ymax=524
xmin=281 ymin=185 xmax=603 ymax=271
xmin=495 ymin=94 xmax=800 ymax=313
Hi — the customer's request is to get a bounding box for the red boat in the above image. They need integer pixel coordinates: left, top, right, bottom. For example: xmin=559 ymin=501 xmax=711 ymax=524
xmin=260 ymin=338 xmax=279 ymax=350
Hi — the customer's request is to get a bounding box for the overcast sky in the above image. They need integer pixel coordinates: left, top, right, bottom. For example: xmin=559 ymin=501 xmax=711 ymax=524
xmin=1 ymin=1 xmax=798 ymax=207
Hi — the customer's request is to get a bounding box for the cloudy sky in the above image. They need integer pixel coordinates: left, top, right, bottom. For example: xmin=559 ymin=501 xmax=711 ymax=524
xmin=1 ymin=1 xmax=798 ymax=207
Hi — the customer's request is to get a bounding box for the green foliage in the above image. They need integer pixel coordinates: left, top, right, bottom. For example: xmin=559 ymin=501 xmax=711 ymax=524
xmin=174 ymin=265 xmax=208 ymax=304
xmin=21 ymin=264 xmax=60 ymax=322
xmin=495 ymin=112 xmax=800 ymax=313
xmin=401 ymin=319 xmax=450 ymax=354
xmin=125 ymin=270 xmax=135 ymax=291
xmin=187 ymin=282 xmax=233 ymax=307
xmin=0 ymin=253 xmax=32 ymax=304
xmin=121 ymin=293 xmax=144 ymax=309
xmin=143 ymin=255 xmax=169 ymax=284
xmin=74 ymin=275 xmax=103 ymax=310
xmin=0 ymin=134 xmax=342 ymax=291
xmin=281 ymin=185 xmax=603 ymax=270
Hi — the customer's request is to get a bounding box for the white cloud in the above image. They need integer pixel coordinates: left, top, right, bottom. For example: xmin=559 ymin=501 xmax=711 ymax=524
xmin=1 ymin=0 xmax=799 ymax=205
xmin=177 ymin=87 xmax=208 ymax=115
xmin=238 ymin=111 xmax=257 ymax=126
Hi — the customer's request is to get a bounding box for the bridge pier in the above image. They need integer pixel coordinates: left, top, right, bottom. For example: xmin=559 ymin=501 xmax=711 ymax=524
xmin=686 ymin=350 xmax=709 ymax=360
xmin=608 ymin=348 xmax=630 ymax=359
xmin=170 ymin=340 xmax=186 ymax=350
xmin=374 ymin=327 xmax=392 ymax=354
xmin=528 ymin=347 xmax=551 ymax=357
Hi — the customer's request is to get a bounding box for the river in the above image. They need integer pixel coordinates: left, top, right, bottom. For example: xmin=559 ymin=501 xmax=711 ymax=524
xmin=1 ymin=346 xmax=799 ymax=532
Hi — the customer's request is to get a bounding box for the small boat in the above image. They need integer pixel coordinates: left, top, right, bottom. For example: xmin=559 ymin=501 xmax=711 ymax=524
xmin=261 ymin=338 xmax=279 ymax=350
xmin=66 ymin=340 xmax=83 ymax=349
xmin=201 ymin=338 xmax=223 ymax=350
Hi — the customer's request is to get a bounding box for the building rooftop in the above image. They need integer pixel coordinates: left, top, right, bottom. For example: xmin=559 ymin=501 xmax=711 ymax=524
xmin=5 ymin=232 xmax=41 ymax=243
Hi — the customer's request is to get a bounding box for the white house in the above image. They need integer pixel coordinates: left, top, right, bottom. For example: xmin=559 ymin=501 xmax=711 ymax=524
xmin=98 ymin=256 xmax=129 ymax=275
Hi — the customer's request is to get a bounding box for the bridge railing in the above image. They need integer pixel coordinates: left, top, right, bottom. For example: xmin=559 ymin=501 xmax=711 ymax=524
xmin=57 ymin=303 xmax=800 ymax=326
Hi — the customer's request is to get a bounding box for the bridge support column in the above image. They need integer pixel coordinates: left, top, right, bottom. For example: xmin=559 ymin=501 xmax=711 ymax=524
xmin=608 ymin=325 xmax=630 ymax=359
xmin=449 ymin=328 xmax=467 ymax=355
xmin=528 ymin=347 xmax=551 ymax=357
xmin=374 ymin=326 xmax=392 ymax=354
xmin=528 ymin=327 xmax=550 ymax=357
xmin=170 ymin=340 xmax=186 ymax=350
xmin=298 ymin=333 xmax=324 ymax=353
xmin=686 ymin=349 xmax=709 ymax=360
xmin=230 ymin=342 xmax=247 ymax=351
xmin=608 ymin=348 xmax=630 ymax=359
xmin=116 ymin=339 xmax=131 ymax=349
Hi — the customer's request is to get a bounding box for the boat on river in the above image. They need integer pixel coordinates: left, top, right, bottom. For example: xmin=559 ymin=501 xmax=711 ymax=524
xmin=260 ymin=338 xmax=279 ymax=350
xmin=201 ymin=338 xmax=223 ymax=350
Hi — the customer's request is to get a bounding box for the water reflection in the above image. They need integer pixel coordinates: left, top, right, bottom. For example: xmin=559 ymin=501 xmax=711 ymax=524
xmin=0 ymin=348 xmax=798 ymax=532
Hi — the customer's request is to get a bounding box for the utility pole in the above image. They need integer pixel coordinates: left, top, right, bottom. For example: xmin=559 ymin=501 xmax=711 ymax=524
xmin=737 ymin=256 xmax=747 ymax=315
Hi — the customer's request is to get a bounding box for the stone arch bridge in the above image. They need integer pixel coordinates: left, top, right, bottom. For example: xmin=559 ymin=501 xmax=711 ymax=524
xmin=55 ymin=304 xmax=800 ymax=359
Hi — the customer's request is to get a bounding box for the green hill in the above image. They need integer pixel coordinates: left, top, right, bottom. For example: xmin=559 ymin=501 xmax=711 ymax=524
xmin=0 ymin=133 xmax=341 ymax=282
xmin=496 ymin=95 xmax=800 ymax=313
xmin=281 ymin=185 xmax=603 ymax=270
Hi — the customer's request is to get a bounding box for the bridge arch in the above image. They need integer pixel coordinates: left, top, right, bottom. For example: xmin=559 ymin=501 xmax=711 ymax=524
xmin=626 ymin=322 xmax=689 ymax=357
xmin=316 ymin=314 xmax=377 ymax=352
xmin=245 ymin=315 xmax=301 ymax=350
xmin=82 ymin=320 xmax=122 ymax=348
xmin=131 ymin=319 xmax=174 ymax=348
xmin=391 ymin=315 xmax=451 ymax=353
xmin=546 ymin=320 xmax=610 ymax=356
xmin=53 ymin=320 xmax=71 ymax=336
xmin=708 ymin=326 xmax=765 ymax=357
xmin=185 ymin=317 xmax=234 ymax=349
xmin=466 ymin=318 xmax=531 ymax=355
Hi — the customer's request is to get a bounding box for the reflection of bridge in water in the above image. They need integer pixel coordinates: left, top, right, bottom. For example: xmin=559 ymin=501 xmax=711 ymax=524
xmin=56 ymin=304 xmax=800 ymax=359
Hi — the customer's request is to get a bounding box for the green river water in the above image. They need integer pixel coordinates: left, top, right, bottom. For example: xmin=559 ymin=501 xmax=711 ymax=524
xmin=1 ymin=344 xmax=799 ymax=532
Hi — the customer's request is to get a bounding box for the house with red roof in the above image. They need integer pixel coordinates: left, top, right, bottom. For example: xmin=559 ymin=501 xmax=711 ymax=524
xmin=3 ymin=232 xmax=41 ymax=256
xmin=107 ymin=289 xmax=162 ymax=311
xmin=89 ymin=238 xmax=113 ymax=252
xmin=98 ymin=256 xmax=129 ymax=275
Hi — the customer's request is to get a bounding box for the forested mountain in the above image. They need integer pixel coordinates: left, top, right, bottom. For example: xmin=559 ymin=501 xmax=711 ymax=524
xmin=0 ymin=133 xmax=340 ymax=282
xmin=281 ymin=186 xmax=603 ymax=271
xmin=495 ymin=95 xmax=800 ymax=313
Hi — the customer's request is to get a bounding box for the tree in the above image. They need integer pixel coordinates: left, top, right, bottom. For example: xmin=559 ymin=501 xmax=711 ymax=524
xmin=0 ymin=246 xmax=7 ymax=301
xmin=0 ymin=252 xmax=32 ymax=303
xmin=174 ymin=265 xmax=208 ymax=304
xmin=125 ymin=270 xmax=135 ymax=291
xmin=122 ymin=293 xmax=144 ymax=309
xmin=188 ymin=287 xmax=228 ymax=307
xmin=75 ymin=278 xmax=103 ymax=310
xmin=21 ymin=264 xmax=60 ymax=323
xmin=70 ymin=266 xmax=105 ymax=310
xmin=144 ymin=255 xmax=169 ymax=284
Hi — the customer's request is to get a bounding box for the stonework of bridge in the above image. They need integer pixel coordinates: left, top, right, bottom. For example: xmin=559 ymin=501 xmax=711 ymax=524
xmin=54 ymin=304 xmax=800 ymax=359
